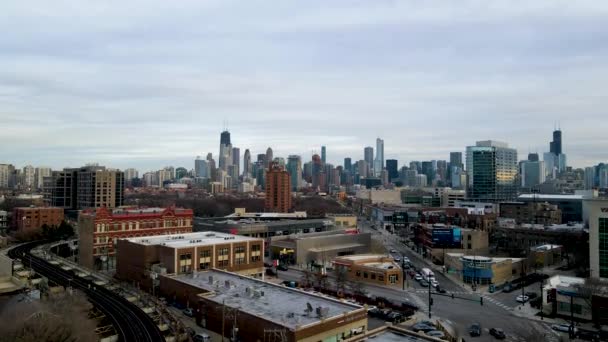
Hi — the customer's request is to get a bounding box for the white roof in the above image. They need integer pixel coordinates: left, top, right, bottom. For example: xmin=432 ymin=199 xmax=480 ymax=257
xmin=124 ymin=231 xmax=260 ymax=248
xmin=518 ymin=194 xmax=584 ymax=200
xmin=171 ymin=270 xmax=363 ymax=330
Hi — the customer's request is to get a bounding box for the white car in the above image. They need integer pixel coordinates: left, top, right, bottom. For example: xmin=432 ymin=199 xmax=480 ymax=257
xmin=516 ymin=295 xmax=529 ymax=303
xmin=402 ymin=257 xmax=410 ymax=263
xmin=390 ymin=249 xmax=397 ymax=253
xmin=551 ymin=324 xmax=575 ymax=333
xmin=414 ymin=274 xmax=423 ymax=281
xmin=431 ymin=280 xmax=439 ymax=288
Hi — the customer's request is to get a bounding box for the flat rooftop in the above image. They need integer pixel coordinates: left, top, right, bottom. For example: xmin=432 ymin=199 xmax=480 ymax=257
xmin=170 ymin=270 xmax=363 ymax=330
xmin=225 ymin=212 xmax=307 ymax=219
xmin=125 ymin=231 xmax=261 ymax=248
xmin=518 ymin=194 xmax=585 ymax=200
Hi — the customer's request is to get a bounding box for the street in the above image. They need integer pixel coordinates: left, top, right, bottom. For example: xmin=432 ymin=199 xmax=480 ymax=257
xmin=273 ymin=219 xmax=566 ymax=342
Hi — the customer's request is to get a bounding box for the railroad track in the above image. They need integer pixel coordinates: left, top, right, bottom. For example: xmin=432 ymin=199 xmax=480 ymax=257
xmin=8 ymin=241 xmax=165 ymax=342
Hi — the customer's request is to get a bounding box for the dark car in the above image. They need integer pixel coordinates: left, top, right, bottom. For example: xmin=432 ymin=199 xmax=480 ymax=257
xmin=265 ymin=268 xmax=277 ymax=276
xmin=412 ymin=323 xmax=436 ymax=333
xmin=386 ymin=312 xmax=405 ymax=323
xmin=277 ymin=264 xmax=289 ymax=271
xmin=367 ymin=308 xmax=382 ymax=318
xmin=525 ymin=292 xmax=538 ymax=299
xmin=436 ymin=286 xmax=447 ymax=294
xmin=469 ymin=323 xmax=481 ymax=337
xmin=489 ymin=328 xmax=506 ymax=340
xmin=263 ymin=262 xmax=273 ymax=267
xmin=576 ymin=329 xmax=600 ymax=341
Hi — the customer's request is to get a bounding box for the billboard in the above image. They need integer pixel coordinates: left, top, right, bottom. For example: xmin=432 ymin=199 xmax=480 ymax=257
xmin=431 ymin=227 xmax=462 ymax=248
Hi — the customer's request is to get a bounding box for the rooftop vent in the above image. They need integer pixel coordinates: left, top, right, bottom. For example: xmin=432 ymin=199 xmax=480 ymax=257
xmin=208 ymin=275 xmax=214 ymax=284
xmin=225 ymin=280 xmax=231 ymax=289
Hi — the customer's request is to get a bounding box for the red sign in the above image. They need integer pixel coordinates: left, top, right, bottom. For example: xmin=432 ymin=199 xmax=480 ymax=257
xmin=229 ymin=228 xmax=239 ymax=235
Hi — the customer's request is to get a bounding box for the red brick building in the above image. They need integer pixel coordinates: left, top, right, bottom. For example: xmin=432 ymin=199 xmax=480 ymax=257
xmin=78 ymin=207 xmax=193 ymax=270
xmin=265 ymin=162 xmax=292 ymax=213
xmin=13 ymin=207 xmax=64 ymax=234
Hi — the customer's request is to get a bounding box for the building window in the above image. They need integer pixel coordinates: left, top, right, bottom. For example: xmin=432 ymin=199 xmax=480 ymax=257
xmin=599 ymin=218 xmax=608 ymax=278
xmin=389 ymin=274 xmax=397 ymax=284
xmin=235 ymin=246 xmax=245 ymax=254
xmin=251 ymin=244 xmax=261 ymax=252
xmin=378 ymin=275 xmax=384 ymax=281
xmin=200 ymin=250 xmax=211 ymax=258
xmin=218 ymin=260 xmax=229 ymax=268
xmin=200 ymin=262 xmax=210 ymax=270
xmin=468 ymin=243 xmax=472 ymax=249
xmin=371 ymin=273 xmax=376 ymax=280
xmin=219 ymin=248 xmax=229 ymax=256
xmin=356 ymin=271 xmax=361 ymax=277
xmin=235 ymin=257 xmax=245 ymax=265
xmin=179 ymin=253 xmax=192 ymax=273
xmin=363 ymin=272 xmax=368 ymax=279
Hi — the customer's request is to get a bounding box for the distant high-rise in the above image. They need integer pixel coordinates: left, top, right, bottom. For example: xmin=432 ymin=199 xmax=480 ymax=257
xmin=265 ymin=162 xmax=292 ymax=213
xmin=45 ymin=165 xmax=124 ymax=210
xmin=520 ymin=160 xmax=545 ymax=189
xmin=528 ymin=153 xmax=539 ymax=162
xmin=35 ymin=167 xmax=52 ymax=190
xmin=421 ymin=161 xmax=434 ymax=186
xmin=364 ymin=146 xmax=374 ymax=169
xmin=466 ymin=140 xmax=518 ymax=202
xmin=374 ymin=138 xmax=384 ymax=177
xmin=312 ymin=154 xmax=324 ymax=190
xmin=22 ymin=165 xmax=35 ymax=188
xmin=219 ymin=130 xmax=232 ymax=171
xmin=243 ymin=149 xmax=252 ymax=177
xmin=0 ymin=164 xmax=15 ymax=188
xmin=386 ymin=159 xmax=398 ymax=181
xmin=344 ymin=158 xmax=352 ymax=173
xmin=286 ymin=155 xmax=302 ymax=191
xmin=584 ymin=166 xmax=596 ymax=190
xmin=409 ymin=161 xmax=421 ymax=174
xmin=321 ymin=146 xmax=327 ymax=164
xmin=195 ymin=157 xmax=209 ymax=178
xmin=265 ymin=147 xmax=273 ymax=168
xmin=544 ymin=128 xmax=567 ymax=178
xmin=449 ymin=152 xmax=463 ymax=169
xmin=232 ymin=147 xmax=240 ymax=179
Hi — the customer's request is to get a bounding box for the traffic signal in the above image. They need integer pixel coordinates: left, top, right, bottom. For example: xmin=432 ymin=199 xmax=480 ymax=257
xmin=430 ymin=298 xmax=434 ymax=306
xmin=451 ymin=293 xmax=455 ymax=299
xmin=480 ymin=297 xmax=484 ymax=306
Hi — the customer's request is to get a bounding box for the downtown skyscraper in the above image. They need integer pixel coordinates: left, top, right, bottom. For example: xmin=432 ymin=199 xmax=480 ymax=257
xmin=374 ymin=138 xmax=384 ymax=177
xmin=466 ymin=140 xmax=518 ymax=202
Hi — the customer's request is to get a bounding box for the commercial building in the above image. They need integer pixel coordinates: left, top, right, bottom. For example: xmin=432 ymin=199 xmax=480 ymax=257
xmin=0 ymin=210 xmax=7 ymax=233
xmin=333 ymin=255 xmax=402 ymax=288
xmin=444 ymin=253 xmax=524 ymax=286
xmin=466 ymin=140 xmax=518 ymax=202
xmin=78 ymin=207 xmax=193 ymax=270
xmin=326 ymin=214 xmax=357 ymax=229
xmin=386 ymin=159 xmax=398 ymax=182
xmin=542 ymin=276 xmax=592 ymax=321
xmin=356 ymin=189 xmax=401 ymax=205
xmin=269 ymin=230 xmax=372 ymax=267
xmin=584 ymin=199 xmax=608 ymax=280
xmin=499 ymin=202 xmax=562 ymax=225
xmin=159 ymin=269 xmax=367 ymax=342
xmin=520 ymin=158 xmax=546 ymax=190
xmin=265 ymin=162 xmax=292 ymax=213
xmin=116 ymin=232 xmax=264 ymax=291
xmin=544 ymin=129 xmax=567 ymax=178
xmin=493 ymin=224 xmax=587 ymax=259
xmin=12 ymin=207 xmax=64 ymax=234
xmin=518 ymin=192 xmax=594 ymax=222
xmin=413 ymin=224 xmax=489 ymax=264
xmin=44 ymin=165 xmax=124 ymax=210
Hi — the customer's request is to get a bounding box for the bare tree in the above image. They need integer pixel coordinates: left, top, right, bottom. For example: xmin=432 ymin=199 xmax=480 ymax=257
xmin=370 ymin=238 xmax=387 ymax=255
xmin=0 ymin=290 xmax=99 ymax=342
xmin=346 ymin=280 xmax=367 ymax=297
xmin=300 ymin=270 xmax=314 ymax=288
xmin=574 ymin=277 xmax=607 ymax=328
xmin=335 ymin=267 xmax=347 ymax=295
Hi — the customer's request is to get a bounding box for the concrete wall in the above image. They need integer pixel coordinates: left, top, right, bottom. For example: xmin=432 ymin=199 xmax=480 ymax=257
xmin=0 ymin=254 xmax=12 ymax=278
xmin=295 ymin=233 xmax=372 ymax=265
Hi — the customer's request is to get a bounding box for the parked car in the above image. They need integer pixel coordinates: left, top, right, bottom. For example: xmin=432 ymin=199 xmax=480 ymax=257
xmin=436 ymin=286 xmax=447 ymax=294
xmin=403 ymin=257 xmax=411 ymax=263
xmin=489 ymin=328 xmax=506 ymax=339
xmin=524 ymin=292 xmax=538 ymax=299
xmin=394 ymin=257 xmax=401 ymax=263
xmin=516 ymin=295 xmax=529 ymax=303
xmin=183 ymin=308 xmax=194 ymax=317
xmin=414 ymin=274 xmax=422 ymax=281
xmin=425 ymin=330 xmax=446 ymax=339
xmin=277 ymin=264 xmax=289 ymax=271
xmin=576 ymin=329 xmax=600 ymax=341
xmin=551 ymin=324 xmax=575 ymax=333
xmin=367 ymin=308 xmax=382 ymax=318
xmin=412 ymin=323 xmax=436 ymax=333
xmin=386 ymin=312 xmax=405 ymax=323
xmin=431 ymin=280 xmax=439 ymax=288
xmin=193 ymin=333 xmax=211 ymax=342
xmin=469 ymin=323 xmax=481 ymax=337
xmin=263 ymin=262 xmax=273 ymax=267
xmin=390 ymin=249 xmax=397 ymax=253
xmin=420 ymin=279 xmax=429 ymax=287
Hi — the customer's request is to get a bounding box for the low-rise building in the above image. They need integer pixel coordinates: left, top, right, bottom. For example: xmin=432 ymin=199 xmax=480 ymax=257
xmin=333 ymin=255 xmax=403 ymax=288
xmin=529 ymin=244 xmax=563 ymax=268
xmin=269 ymin=230 xmax=372 ymax=268
xmin=12 ymin=207 xmax=64 ymax=233
xmin=356 ymin=189 xmax=401 ymax=205
xmin=116 ymin=232 xmax=264 ymax=292
xmin=159 ymin=269 xmax=368 ymax=342
xmin=444 ymin=253 xmax=524 ymax=286
xmin=78 ymin=207 xmax=193 ymax=270
xmin=499 ymin=201 xmax=562 ymax=225
xmin=326 ymin=214 xmax=357 ymax=228
xmin=413 ymin=224 xmax=489 ymax=264
xmin=542 ymin=275 xmax=591 ymax=321
xmin=0 ymin=210 xmax=7 ymax=233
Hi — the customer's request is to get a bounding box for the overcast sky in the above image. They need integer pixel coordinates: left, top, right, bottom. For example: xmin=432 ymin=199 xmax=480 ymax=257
xmin=2 ymin=1 xmax=607 ymax=172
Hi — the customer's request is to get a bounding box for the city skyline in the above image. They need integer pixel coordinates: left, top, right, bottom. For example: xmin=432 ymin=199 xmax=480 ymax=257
xmin=2 ymin=2 xmax=608 ymax=170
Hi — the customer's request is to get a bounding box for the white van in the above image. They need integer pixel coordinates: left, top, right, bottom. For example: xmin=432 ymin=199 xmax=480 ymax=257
xmin=193 ymin=333 xmax=211 ymax=342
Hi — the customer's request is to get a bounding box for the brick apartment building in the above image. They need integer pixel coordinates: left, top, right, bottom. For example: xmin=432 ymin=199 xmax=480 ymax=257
xmin=333 ymin=255 xmax=403 ymax=288
xmin=78 ymin=207 xmax=193 ymax=270
xmin=116 ymin=232 xmax=264 ymax=291
xmin=12 ymin=207 xmax=64 ymax=234
xmin=265 ymin=161 xmax=292 ymax=213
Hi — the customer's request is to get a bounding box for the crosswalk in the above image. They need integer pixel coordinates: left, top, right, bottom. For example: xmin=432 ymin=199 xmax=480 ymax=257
xmin=481 ymin=295 xmax=514 ymax=311
xmin=409 ymin=293 xmax=428 ymax=314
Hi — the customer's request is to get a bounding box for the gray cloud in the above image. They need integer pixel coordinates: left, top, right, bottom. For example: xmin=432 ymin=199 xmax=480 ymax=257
xmin=1 ymin=0 xmax=607 ymax=171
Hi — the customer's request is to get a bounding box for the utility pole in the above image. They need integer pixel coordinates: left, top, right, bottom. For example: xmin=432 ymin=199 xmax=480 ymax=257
xmin=428 ymin=273 xmax=432 ymax=319
xmin=540 ymin=278 xmax=544 ymax=320
xmin=401 ymin=257 xmax=408 ymax=290
xmin=222 ymin=300 xmax=226 ymax=342
xmin=570 ymin=295 xmax=575 ymax=339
